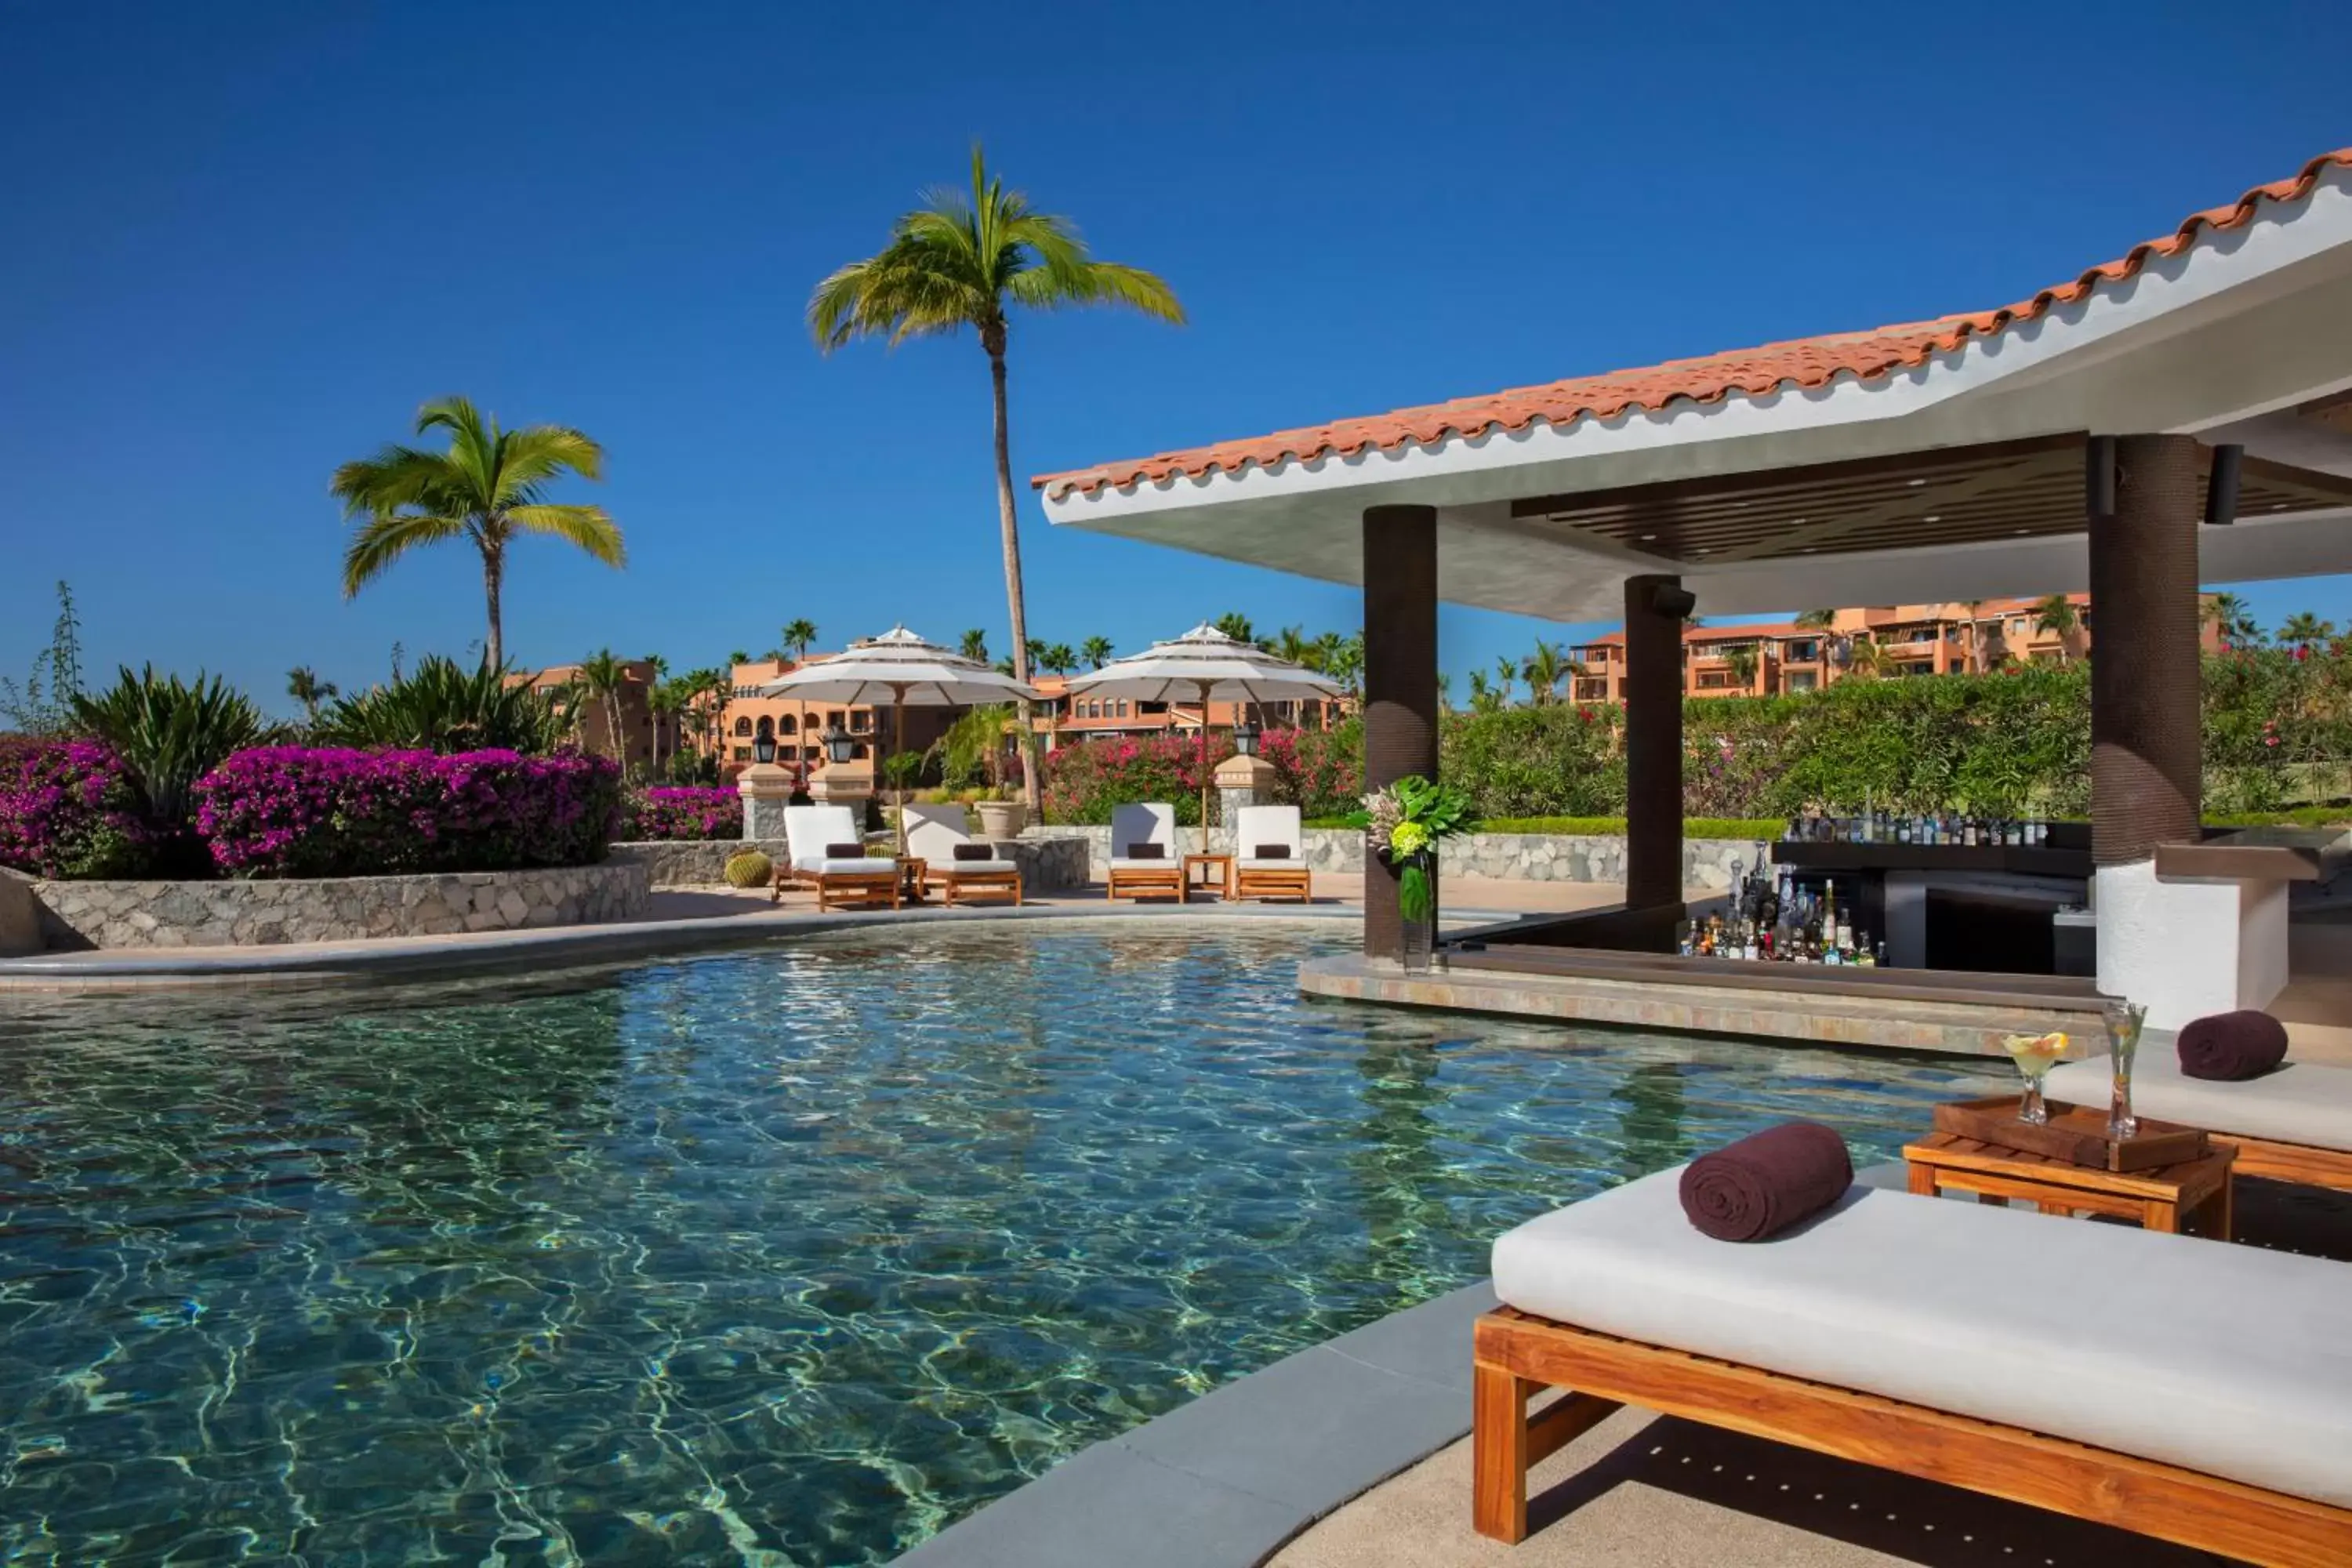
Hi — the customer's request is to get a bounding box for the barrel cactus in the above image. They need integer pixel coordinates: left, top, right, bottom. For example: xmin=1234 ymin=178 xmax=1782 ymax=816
xmin=723 ymin=849 xmax=773 ymax=889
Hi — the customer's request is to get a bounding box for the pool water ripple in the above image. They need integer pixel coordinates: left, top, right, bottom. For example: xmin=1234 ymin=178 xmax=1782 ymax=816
xmin=0 ymin=926 xmax=1996 ymax=1563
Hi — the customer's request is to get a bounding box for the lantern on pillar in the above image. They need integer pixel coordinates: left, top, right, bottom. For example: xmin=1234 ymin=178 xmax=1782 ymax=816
xmin=753 ymin=733 xmax=777 ymax=765
xmin=1232 ymin=717 xmax=1261 ymax=757
xmin=822 ymin=727 xmax=857 ymax=766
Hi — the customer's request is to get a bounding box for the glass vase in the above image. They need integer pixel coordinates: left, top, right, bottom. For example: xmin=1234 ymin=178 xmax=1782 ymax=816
xmin=1400 ymin=908 xmax=1436 ymax=972
xmin=2104 ymin=1000 xmax=2147 ymax=1139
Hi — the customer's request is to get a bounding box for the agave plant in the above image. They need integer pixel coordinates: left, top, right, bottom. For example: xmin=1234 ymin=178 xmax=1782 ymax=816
xmin=71 ymin=666 xmax=274 ymax=826
xmin=314 ymin=655 xmax=564 ymax=753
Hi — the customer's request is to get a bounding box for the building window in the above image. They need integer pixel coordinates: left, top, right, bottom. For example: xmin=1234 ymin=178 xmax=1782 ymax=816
xmin=850 ymin=742 xmax=869 ymax=760
xmin=1116 ymin=700 xmax=1129 ymax=717
xmin=1787 ymin=671 xmax=1818 ymax=692
xmin=731 ymin=746 xmax=751 ymax=760
xmin=828 ymin=710 xmax=847 ymax=730
xmin=1140 ymin=700 xmax=1168 ymax=715
xmin=733 ymin=717 xmax=753 ymax=737
xmin=1787 ymin=640 xmax=1818 ymax=662
xmin=850 ymin=711 xmax=871 ymax=733
xmin=779 ymin=714 xmax=797 ymax=735
xmin=756 ymin=716 xmax=774 ymax=738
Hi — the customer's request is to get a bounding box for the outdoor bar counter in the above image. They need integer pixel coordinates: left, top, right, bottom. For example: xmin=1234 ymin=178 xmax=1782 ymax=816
xmin=1772 ymin=828 xmax=2093 ymax=975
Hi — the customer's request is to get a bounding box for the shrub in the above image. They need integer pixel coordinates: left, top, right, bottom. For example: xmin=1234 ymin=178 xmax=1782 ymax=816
xmin=313 ymin=655 xmax=564 ymax=753
xmin=1260 ymin=719 xmax=1364 ymax=819
xmin=0 ymin=736 xmax=154 ymax=878
xmin=1440 ymin=706 xmax=1619 ymax=818
xmin=723 ymin=848 xmax=773 ymax=888
xmin=71 ymin=666 xmax=273 ymax=825
xmin=1042 ymin=734 xmax=1221 ymax=825
xmin=192 ymin=747 xmax=622 ymax=878
xmin=620 ymin=786 xmax=742 ymax=841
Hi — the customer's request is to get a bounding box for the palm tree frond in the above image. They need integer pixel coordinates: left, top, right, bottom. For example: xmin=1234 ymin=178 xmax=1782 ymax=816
xmin=340 ymin=511 xmax=469 ymax=597
xmin=505 ymin=505 xmax=626 ymax=568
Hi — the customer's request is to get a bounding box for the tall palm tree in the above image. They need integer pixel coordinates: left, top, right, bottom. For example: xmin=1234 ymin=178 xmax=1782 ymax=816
xmin=811 ymin=147 xmax=1183 ymax=811
xmin=1271 ymin=626 xmax=1313 ymax=666
xmin=959 ymin=629 xmax=990 ymax=663
xmin=1467 ymin=669 xmax=1497 ymax=714
xmin=1080 ymin=635 xmax=1114 ymax=670
xmin=285 ymin=666 xmax=338 ymax=723
xmin=1041 ymin=643 xmax=1078 ymax=677
xmin=332 ymin=397 xmax=622 ymax=670
xmin=1490 ymin=655 xmax=1518 ymax=707
xmin=1953 ymin=600 xmax=1986 ymax=673
xmin=2031 ymin=594 xmax=2082 ymax=664
xmin=2202 ymin=592 xmax=2257 ymax=649
xmin=576 ymin=648 xmax=628 ymax=761
xmin=1845 ymin=638 xmax=1887 ymax=680
xmin=1522 ymin=640 xmax=1571 ymax=706
xmin=1722 ymin=644 xmax=1760 ymax=691
xmin=728 ymin=648 xmax=751 ymax=667
xmin=1794 ymin=608 xmax=1838 ymax=631
xmin=1214 ymin=612 xmax=1257 ymax=647
xmin=2279 ymin=611 xmax=2336 ymax=652
xmin=781 ymin=619 xmax=818 ymax=662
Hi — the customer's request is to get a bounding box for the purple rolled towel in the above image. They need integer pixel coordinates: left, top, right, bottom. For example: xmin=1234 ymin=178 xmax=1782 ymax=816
xmin=2177 ymin=1010 xmax=2288 ymax=1081
xmin=1679 ymin=1122 xmax=1853 ymax=1242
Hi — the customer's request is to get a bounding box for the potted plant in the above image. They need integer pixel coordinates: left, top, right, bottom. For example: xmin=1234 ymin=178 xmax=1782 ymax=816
xmin=1349 ymin=774 xmax=1478 ymax=971
xmin=975 ymin=790 xmax=1026 ymax=840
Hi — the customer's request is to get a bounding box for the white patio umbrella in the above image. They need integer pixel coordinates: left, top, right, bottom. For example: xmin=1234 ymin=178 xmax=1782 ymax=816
xmin=756 ymin=626 xmax=1042 ymax=852
xmin=1062 ymin=624 xmax=1344 ymax=852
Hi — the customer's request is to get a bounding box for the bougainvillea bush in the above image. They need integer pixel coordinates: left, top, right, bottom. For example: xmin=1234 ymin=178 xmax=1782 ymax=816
xmin=1041 ymin=734 xmax=1219 ymax=825
xmin=619 ymin=786 xmax=742 ymax=841
xmin=192 ymin=748 xmax=622 ymax=878
xmin=0 ymin=737 xmax=154 ymax=878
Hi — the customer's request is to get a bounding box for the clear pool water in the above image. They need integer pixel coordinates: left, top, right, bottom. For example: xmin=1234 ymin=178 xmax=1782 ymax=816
xmin=0 ymin=925 xmax=1997 ymax=1564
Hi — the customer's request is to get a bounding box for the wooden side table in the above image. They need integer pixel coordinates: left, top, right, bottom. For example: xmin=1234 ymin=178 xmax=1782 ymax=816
xmin=1903 ymin=1131 xmax=2236 ymax=1240
xmin=1182 ymin=852 xmax=1236 ymax=900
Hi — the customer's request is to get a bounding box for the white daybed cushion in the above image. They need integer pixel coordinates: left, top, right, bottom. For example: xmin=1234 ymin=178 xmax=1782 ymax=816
xmin=1234 ymin=804 xmax=1301 ymax=855
xmin=1238 ymin=858 xmax=1306 ymax=870
xmin=938 ymin=858 xmax=1015 ymax=873
xmin=808 ymin=858 xmax=890 ymax=876
xmin=1109 ymin=857 xmax=1181 ymax=870
xmin=1491 ymin=1168 xmax=2352 ymax=1507
xmin=2048 ymin=1053 xmax=2352 ymax=1152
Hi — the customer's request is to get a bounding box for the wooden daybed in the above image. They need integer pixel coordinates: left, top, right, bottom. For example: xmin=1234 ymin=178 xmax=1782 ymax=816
xmin=1474 ymin=1171 xmax=2352 ymax=1566
xmin=2049 ymin=1053 xmax=2352 ymax=1192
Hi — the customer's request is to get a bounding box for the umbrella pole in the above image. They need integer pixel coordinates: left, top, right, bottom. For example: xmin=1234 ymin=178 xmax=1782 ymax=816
xmin=1199 ymin=681 xmax=1212 ymax=856
xmin=894 ymin=690 xmax=909 ymax=855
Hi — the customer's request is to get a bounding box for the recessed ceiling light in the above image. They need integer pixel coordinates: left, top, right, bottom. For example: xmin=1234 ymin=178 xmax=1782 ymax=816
xmin=1923 ymin=514 xmax=1942 ymax=524
xmin=1696 ymin=546 xmax=1713 ymax=554
xmin=1907 ymin=478 xmax=1928 ymax=488
xmin=1801 ymin=546 xmax=1818 ymax=554
xmin=2272 ymin=503 xmax=2288 ymax=512
xmin=1640 ymin=532 xmax=1658 ymax=541
xmin=2013 ymin=528 xmax=2030 ymax=535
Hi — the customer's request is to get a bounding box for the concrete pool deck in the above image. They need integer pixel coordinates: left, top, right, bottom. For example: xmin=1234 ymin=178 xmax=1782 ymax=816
xmin=900 ymin=1167 xmax=2352 ymax=1567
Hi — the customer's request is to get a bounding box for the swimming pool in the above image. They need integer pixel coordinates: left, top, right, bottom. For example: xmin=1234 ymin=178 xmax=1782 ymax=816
xmin=0 ymin=924 xmax=1995 ymax=1563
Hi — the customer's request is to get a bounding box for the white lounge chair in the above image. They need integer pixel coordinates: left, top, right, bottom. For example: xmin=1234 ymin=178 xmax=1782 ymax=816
xmin=778 ymin=804 xmax=898 ymax=911
xmin=1105 ymin=803 xmax=1182 ymax=902
xmin=902 ymin=802 xmax=1022 ymax=906
xmin=2049 ymin=1051 xmax=2352 ymax=1192
xmin=1232 ymin=804 xmax=1311 ymax=902
xmin=1472 ymin=1168 xmax=2352 ymax=1563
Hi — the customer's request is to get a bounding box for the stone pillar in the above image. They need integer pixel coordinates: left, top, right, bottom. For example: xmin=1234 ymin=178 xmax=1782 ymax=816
xmin=1362 ymin=504 xmax=1439 ymax=961
xmin=736 ymin=763 xmax=794 ymax=841
xmin=2089 ymin=435 xmax=2229 ymax=1026
xmin=1624 ymin=575 xmax=1686 ymax=911
xmin=1214 ymin=752 xmax=1276 ymax=851
xmin=808 ymin=761 xmax=874 ymax=824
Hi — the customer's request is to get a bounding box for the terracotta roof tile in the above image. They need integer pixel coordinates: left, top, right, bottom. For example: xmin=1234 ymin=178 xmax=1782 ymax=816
xmin=1037 ymin=148 xmax=2352 ymax=501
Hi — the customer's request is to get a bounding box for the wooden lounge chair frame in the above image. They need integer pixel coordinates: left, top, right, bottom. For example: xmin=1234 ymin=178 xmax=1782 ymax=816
xmin=1472 ymin=1307 xmax=2352 ymax=1567
xmin=2190 ymin=1131 xmax=2352 ymax=1193
xmin=812 ymin=864 xmax=902 ymax=913
xmin=1107 ymin=858 xmax=1185 ymax=901
xmin=1233 ymin=862 xmax=1312 ymax=902
xmin=929 ymin=862 xmax=1022 ymax=906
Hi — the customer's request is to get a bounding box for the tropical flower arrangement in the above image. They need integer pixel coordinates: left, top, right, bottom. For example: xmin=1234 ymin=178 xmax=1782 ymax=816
xmin=1348 ymin=774 xmax=1478 ymax=920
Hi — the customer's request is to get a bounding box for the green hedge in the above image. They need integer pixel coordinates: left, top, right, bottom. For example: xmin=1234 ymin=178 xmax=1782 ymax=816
xmin=1062 ymin=652 xmax=2352 ymax=827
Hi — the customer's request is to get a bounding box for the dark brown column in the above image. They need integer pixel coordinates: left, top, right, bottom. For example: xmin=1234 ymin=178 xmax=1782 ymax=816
xmin=2088 ymin=434 xmax=2203 ymax=866
xmin=1363 ymin=504 xmax=1439 ymax=960
xmin=1624 ymin=574 xmax=1686 ymax=909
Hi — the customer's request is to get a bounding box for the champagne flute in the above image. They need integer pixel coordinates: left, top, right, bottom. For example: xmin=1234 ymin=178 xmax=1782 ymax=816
xmin=2103 ymin=1000 xmax=2147 ymax=1139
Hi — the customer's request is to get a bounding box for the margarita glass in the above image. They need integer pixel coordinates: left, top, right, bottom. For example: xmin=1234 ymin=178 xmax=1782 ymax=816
xmin=2000 ymin=1030 xmax=2070 ymax=1124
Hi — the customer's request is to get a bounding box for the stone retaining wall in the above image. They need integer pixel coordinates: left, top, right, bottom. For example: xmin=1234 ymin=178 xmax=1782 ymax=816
xmin=27 ymin=862 xmax=650 ymax=950
xmin=1022 ymin=826 xmax=1767 ymax=890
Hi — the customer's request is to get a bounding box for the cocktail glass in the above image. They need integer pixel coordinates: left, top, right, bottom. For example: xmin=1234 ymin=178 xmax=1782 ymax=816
xmin=2000 ymin=1031 xmax=2069 ymax=1125
xmin=2103 ymin=1000 xmax=2148 ymax=1139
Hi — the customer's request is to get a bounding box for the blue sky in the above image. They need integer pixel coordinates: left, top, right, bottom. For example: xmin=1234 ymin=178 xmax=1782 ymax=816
xmin=5 ymin=2 xmax=2351 ymax=716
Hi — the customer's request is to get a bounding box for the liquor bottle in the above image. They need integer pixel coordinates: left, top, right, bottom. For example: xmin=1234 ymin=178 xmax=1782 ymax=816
xmin=1856 ymin=932 xmax=1877 ymax=967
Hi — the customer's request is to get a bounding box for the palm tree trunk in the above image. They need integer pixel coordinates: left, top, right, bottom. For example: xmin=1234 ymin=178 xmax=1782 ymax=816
xmin=987 ymin=344 xmax=1042 ymax=812
xmin=481 ymin=544 xmax=505 ymax=671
